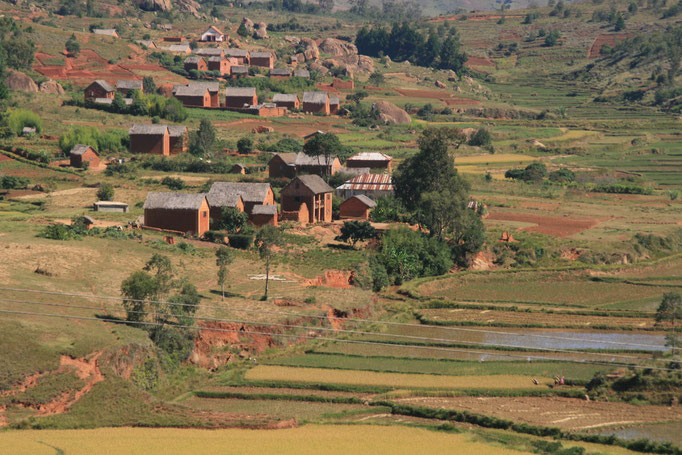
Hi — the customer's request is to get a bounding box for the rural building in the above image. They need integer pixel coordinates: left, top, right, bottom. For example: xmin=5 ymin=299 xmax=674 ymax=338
xmin=174 ymin=84 xmax=211 ymax=108
xmin=143 ymin=192 xmax=210 ymax=236
xmin=129 ymin=124 xmax=170 ymax=156
xmin=94 ymin=97 xmax=132 ymax=106
xmin=166 ymin=43 xmax=192 ymax=53
xmin=267 ymin=152 xmax=341 ymax=179
xmin=225 ymin=87 xmax=258 ymax=108
xmin=93 ymin=201 xmax=129 ymax=213
xmin=250 ymin=204 xmax=278 ymax=227
xmin=230 ymin=65 xmax=249 ymax=78
xmin=329 ymin=96 xmax=340 ymax=114
xmin=339 ymin=194 xmax=376 ymax=220
xmin=280 ymin=175 xmax=333 ymax=224
xmin=207 ymin=182 xmax=275 ymax=219
xmin=116 ymin=79 xmax=143 ymax=95
xmin=84 ymin=80 xmax=115 ymax=101
xmin=207 ymin=56 xmax=231 ymax=75
xmin=250 ymin=51 xmax=274 ymax=68
xmin=303 ymin=130 xmax=324 ymax=141
xmin=302 ymin=92 xmax=330 ymax=115
xmin=243 ymin=103 xmax=287 ymax=117
xmin=269 ymin=68 xmax=291 ymax=79
xmin=332 ymin=78 xmax=354 ymax=90
xmin=200 ymin=26 xmax=225 ymax=42
xmin=345 ymin=152 xmax=393 ymax=172
xmin=195 ymin=48 xmax=225 ymax=58
xmin=184 ymin=56 xmax=207 ymax=73
xmin=162 ymin=36 xmax=183 ymax=42
xmin=293 ymin=69 xmax=310 ymax=78
xmin=69 ymin=144 xmax=99 ymax=169
xmin=335 ymin=173 xmax=394 ymax=200
xmin=272 ymin=93 xmax=300 ymax=110
xmin=205 ymin=190 xmax=245 ymax=225
xmin=92 ymin=29 xmax=119 ymax=38
xmin=21 ymin=127 xmax=36 ymax=136
xmin=225 ymin=48 xmax=250 ymax=64
xmin=136 ymin=40 xmax=156 ymax=49
xmin=168 ymin=126 xmax=188 ymax=154
xmin=231 ymin=163 xmax=246 ymax=174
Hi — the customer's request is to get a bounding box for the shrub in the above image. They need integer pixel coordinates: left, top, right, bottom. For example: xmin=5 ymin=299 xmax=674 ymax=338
xmin=40 ymin=223 xmax=77 ymax=240
xmin=229 ymin=233 xmax=254 ymax=249
xmin=548 ymin=168 xmax=575 ymax=183
xmin=7 ymin=109 xmax=42 ymax=136
xmin=468 ymin=128 xmax=492 ymax=147
xmin=237 ymin=137 xmax=254 ymax=154
xmin=96 ymin=183 xmax=114 ymax=201
xmin=1 ymin=175 xmax=30 ymax=189
xmin=161 ymin=176 xmax=185 ymax=190
xmin=505 ymin=162 xmax=547 ymax=182
xmin=216 ymin=207 xmax=247 ymax=233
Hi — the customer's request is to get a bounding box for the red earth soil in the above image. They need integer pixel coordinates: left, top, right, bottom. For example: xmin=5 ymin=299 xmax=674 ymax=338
xmin=465 ymin=56 xmax=495 ymax=67
xmin=214 ymin=118 xmax=349 ymax=137
xmin=486 ymin=211 xmax=603 ymax=237
xmin=305 ymin=270 xmax=353 ymax=289
xmin=588 ymin=33 xmax=633 ymax=58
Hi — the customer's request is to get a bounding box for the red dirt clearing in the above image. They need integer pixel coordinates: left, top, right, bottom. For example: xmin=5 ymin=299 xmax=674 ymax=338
xmin=466 ymin=56 xmax=495 ymax=67
xmin=588 ymin=33 xmax=633 ymax=58
xmin=395 ymin=88 xmax=482 ymax=106
xmin=486 ymin=211 xmax=603 ymax=237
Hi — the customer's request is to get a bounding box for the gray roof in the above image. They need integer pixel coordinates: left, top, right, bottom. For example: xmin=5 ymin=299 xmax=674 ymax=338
xmin=291 ymin=174 xmax=333 ymax=195
xmin=303 ymin=92 xmax=328 ymax=105
xmin=116 ymin=80 xmax=143 ymax=90
xmin=250 ymin=51 xmax=272 ymax=59
xmin=293 ymin=69 xmax=310 ymax=78
xmin=144 ymin=192 xmax=207 ymax=210
xmin=207 ymin=182 xmax=272 ymax=205
xmin=272 ymin=93 xmax=298 ymax=103
xmin=129 ymin=124 xmax=169 ymax=135
xmin=270 ymin=153 xmax=298 ymax=166
xmin=188 ymin=81 xmax=220 ymax=92
xmin=70 ymin=144 xmax=98 ymax=157
xmin=270 ymin=68 xmax=291 ymax=76
xmin=90 ymin=79 xmax=114 ymax=92
xmin=95 ymin=97 xmax=133 ymax=105
xmin=137 ymin=40 xmax=155 ymax=48
xmin=231 ymin=65 xmax=248 ymax=74
xmin=174 ymin=85 xmax=208 ymax=97
xmin=251 ymin=204 xmax=278 ymax=215
xmin=208 ymin=56 xmax=224 ymax=62
xmin=225 ymin=87 xmax=256 ymax=97
xmin=92 ymin=29 xmax=117 ymax=37
xmin=168 ymin=125 xmax=187 ymax=137
xmin=346 ymin=194 xmax=376 ymax=208
xmin=166 ymin=43 xmax=191 ymax=52
xmin=295 ymin=152 xmax=337 ymax=167
xmin=94 ymin=201 xmax=128 ymax=207
xmin=329 ymin=96 xmax=340 ymax=105
xmin=226 ymin=48 xmax=249 ymax=57
xmin=195 ymin=48 xmax=225 ymax=56
xmin=184 ymin=56 xmax=205 ymax=65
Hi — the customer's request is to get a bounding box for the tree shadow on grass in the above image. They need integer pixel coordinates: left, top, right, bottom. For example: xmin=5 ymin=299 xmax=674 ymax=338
xmin=208 ymin=289 xmax=244 ymax=299
xmin=325 ymin=243 xmax=354 ymax=250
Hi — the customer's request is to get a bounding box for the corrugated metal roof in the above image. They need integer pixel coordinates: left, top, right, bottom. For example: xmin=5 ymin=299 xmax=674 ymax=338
xmin=94 ymin=97 xmax=132 ymax=105
xmin=346 ymin=152 xmax=393 ymax=162
xmin=336 ymin=173 xmax=394 ymax=192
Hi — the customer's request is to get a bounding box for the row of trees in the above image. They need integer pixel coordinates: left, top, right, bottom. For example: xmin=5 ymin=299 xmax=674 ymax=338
xmin=356 ymin=23 xmax=467 ymax=74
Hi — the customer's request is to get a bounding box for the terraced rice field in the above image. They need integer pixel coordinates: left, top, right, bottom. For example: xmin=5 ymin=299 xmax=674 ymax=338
xmin=244 ymin=366 xmax=554 ymax=389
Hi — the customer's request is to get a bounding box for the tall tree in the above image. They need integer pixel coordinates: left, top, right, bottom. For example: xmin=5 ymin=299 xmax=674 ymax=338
xmin=656 ymin=292 xmax=682 ymax=355
xmin=65 ymin=34 xmax=80 ymax=57
xmin=143 ymin=76 xmax=156 ymax=94
xmin=191 ymin=118 xmax=217 ymax=158
xmin=215 ymin=246 xmax=234 ymax=300
xmin=420 ymin=32 xmax=442 ymax=67
xmin=121 ymin=271 xmax=157 ymax=322
xmin=439 ymin=34 xmax=467 ymax=74
xmin=302 ymin=132 xmax=347 ymax=182
xmin=255 ymin=225 xmax=282 ymax=300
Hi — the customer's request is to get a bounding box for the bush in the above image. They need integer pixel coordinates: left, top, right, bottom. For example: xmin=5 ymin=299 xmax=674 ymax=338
xmin=592 ymin=184 xmax=652 ymax=195
xmin=237 ymin=137 xmax=254 ymax=154
xmin=58 ymin=126 xmax=127 ymax=154
xmin=204 ymin=230 xmax=228 ymax=244
xmin=548 ymin=168 xmax=575 ymax=183
xmin=505 ymin=162 xmax=547 ymax=182
xmin=216 ymin=207 xmax=247 ymax=233
xmin=7 ymin=109 xmax=42 ymax=136
xmin=161 ymin=176 xmax=185 ymax=190
xmin=40 ymin=223 xmax=77 ymax=240
xmin=96 ymin=183 xmax=114 ymax=201
xmin=1 ymin=175 xmax=30 ymax=189
xmin=229 ymin=233 xmax=254 ymax=249
xmin=468 ymin=128 xmax=492 ymax=147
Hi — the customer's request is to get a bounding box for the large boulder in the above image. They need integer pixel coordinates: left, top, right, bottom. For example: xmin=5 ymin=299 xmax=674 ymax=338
xmin=253 ymin=25 xmax=268 ymax=40
xmin=333 ymin=55 xmax=374 ymax=75
xmin=283 ymin=36 xmax=300 ymax=45
xmin=308 ymin=61 xmax=329 ymax=76
xmin=373 ymin=101 xmax=411 ymax=125
xmin=39 ymin=80 xmax=64 ymax=95
xmin=300 ymin=38 xmax=319 ymax=61
xmin=6 ymin=70 xmax=38 ymax=92
xmin=242 ymin=17 xmax=254 ymax=33
xmin=318 ymin=38 xmax=357 ymax=56
xmin=176 ymin=0 xmax=200 ymax=13
xmin=133 ymin=0 xmax=171 ymax=11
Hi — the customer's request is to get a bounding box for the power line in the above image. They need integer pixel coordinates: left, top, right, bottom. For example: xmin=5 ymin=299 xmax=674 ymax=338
xmin=0 ymin=308 xmax=676 ymax=372
xmin=0 ymin=297 xmax=664 ymax=363
xmin=0 ymin=287 xmax=667 ymax=349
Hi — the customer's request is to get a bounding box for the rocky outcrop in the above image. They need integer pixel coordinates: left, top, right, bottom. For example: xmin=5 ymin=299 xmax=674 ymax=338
xmin=308 ymin=61 xmax=329 ymax=76
xmin=6 ymin=70 xmax=38 ymax=92
xmin=333 ymin=55 xmax=374 ymax=75
xmin=242 ymin=17 xmax=254 ymax=34
xmin=39 ymin=80 xmax=64 ymax=95
xmin=133 ymin=0 xmax=171 ymax=11
xmin=318 ymin=38 xmax=357 ymax=56
xmin=176 ymin=0 xmax=200 ymax=13
xmin=435 ymin=80 xmax=446 ymax=88
xmin=253 ymin=22 xmax=268 ymax=39
xmin=373 ymin=101 xmax=411 ymax=125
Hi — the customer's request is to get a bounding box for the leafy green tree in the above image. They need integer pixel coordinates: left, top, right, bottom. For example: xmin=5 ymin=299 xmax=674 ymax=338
xmin=614 ymin=13 xmax=625 ymax=31
xmin=143 ymin=254 xmax=175 ymax=304
xmin=549 ymin=168 xmax=576 ymax=183
xmin=7 ymin=109 xmax=41 ymax=136
xmin=121 ymin=271 xmax=157 ymax=322
xmin=255 ymin=225 xmax=282 ymax=300
xmin=664 ymin=26 xmax=682 ymax=84
xmin=237 ymin=22 xmax=249 ymax=37
xmin=215 ymin=246 xmax=234 ymax=300
xmin=468 ymin=128 xmax=492 ymax=147
xmin=544 ymin=30 xmax=561 ymax=47
xmin=143 ymin=76 xmax=156 ymax=94
xmin=217 ymin=207 xmax=247 ymax=233
xmin=112 ymin=92 xmax=127 ymax=113
xmin=439 ymin=34 xmax=467 ymax=74
xmin=96 ymin=183 xmax=114 ymax=201
xmin=237 ymin=136 xmax=254 ymax=154
xmin=420 ymin=188 xmax=468 ymax=240
xmin=421 ymin=32 xmax=442 ymax=67
xmin=335 ymin=221 xmax=377 ymax=247
xmin=65 ymin=34 xmax=80 ymax=57
xmin=349 ymin=0 xmax=369 ymax=15
xmin=190 ymin=119 xmax=217 ymax=158
xmin=302 ymin=132 xmax=348 ymax=181
xmin=167 ymin=281 xmax=200 ymax=325
xmin=656 ymin=292 xmax=682 ymax=355
xmin=367 ymin=71 xmax=385 ymax=86
xmin=129 ymin=90 xmax=148 ymax=116
xmin=449 ymin=209 xmax=485 ymax=267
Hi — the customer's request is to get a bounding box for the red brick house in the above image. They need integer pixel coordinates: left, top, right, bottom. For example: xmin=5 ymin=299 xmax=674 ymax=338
xmin=329 ymin=96 xmax=340 ymax=114
xmin=169 ymin=126 xmax=188 ymax=154
xmin=84 ymin=80 xmax=115 ymax=101
xmin=243 ymin=103 xmax=287 ymax=117
xmin=225 ymin=48 xmax=250 ymax=64
xmin=269 ymin=68 xmax=292 ymax=79
xmin=143 ymin=192 xmax=210 ymax=236
xmin=268 ymin=153 xmax=298 ymax=179
xmin=184 ymin=56 xmax=207 ymax=73
xmin=250 ymin=204 xmax=278 ymax=227
xmin=280 ymin=175 xmax=333 ymax=224
xmin=206 ymin=182 xmax=275 ymax=221
xmin=129 ymin=124 xmax=170 ymax=156
xmin=230 ymin=65 xmax=249 ymax=78
xmin=339 ymin=194 xmax=376 ymax=220
xmin=302 ymin=92 xmax=330 ymax=115
xmin=272 ymin=93 xmax=300 ymax=110
xmin=116 ymin=79 xmax=143 ymax=96
xmin=250 ymin=51 xmax=274 ymax=69
xmin=267 ymin=152 xmax=341 ymax=179
xmin=174 ymin=84 xmax=211 ymax=107
xmin=225 ymin=87 xmax=257 ymax=108
xmin=207 ymin=56 xmax=230 ymax=75
xmin=69 ymin=144 xmax=99 ymax=169
xmin=332 ymin=78 xmax=354 ymax=90
xmin=345 ymin=152 xmax=393 ymax=172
